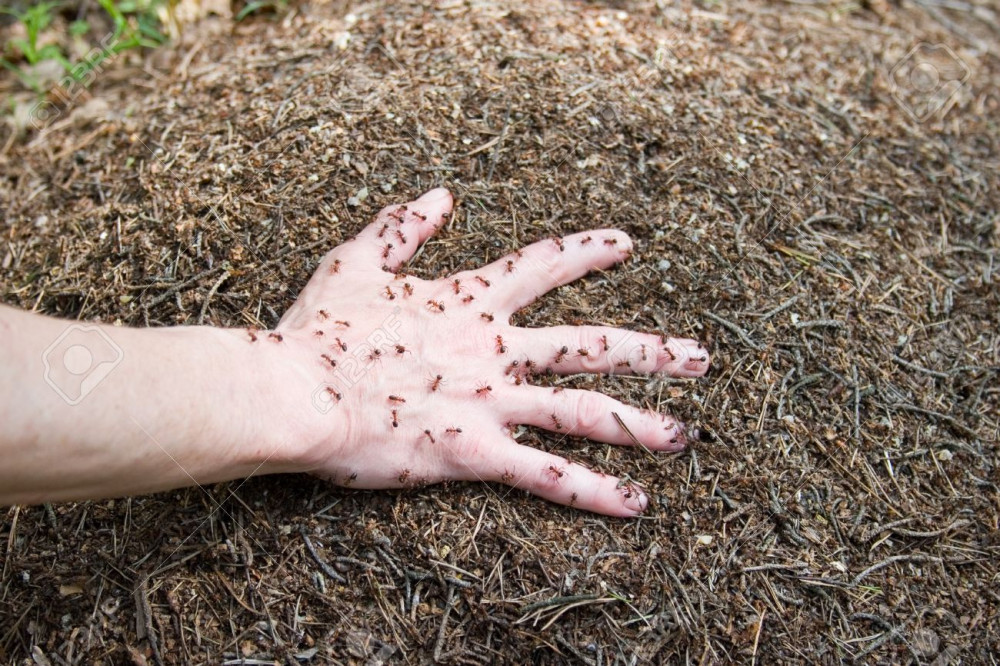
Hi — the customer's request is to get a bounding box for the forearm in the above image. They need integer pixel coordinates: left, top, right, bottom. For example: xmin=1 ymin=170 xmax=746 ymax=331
xmin=0 ymin=305 xmax=296 ymax=505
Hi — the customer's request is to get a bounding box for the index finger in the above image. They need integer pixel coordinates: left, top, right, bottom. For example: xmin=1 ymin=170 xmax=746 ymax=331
xmin=453 ymin=230 xmax=633 ymax=315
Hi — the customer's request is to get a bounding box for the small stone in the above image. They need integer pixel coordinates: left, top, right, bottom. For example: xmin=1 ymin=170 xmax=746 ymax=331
xmin=347 ymin=186 xmax=368 ymax=207
xmin=912 ymin=628 xmax=939 ymax=657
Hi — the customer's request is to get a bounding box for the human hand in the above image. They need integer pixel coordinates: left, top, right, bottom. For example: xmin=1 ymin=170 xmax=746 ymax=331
xmin=256 ymin=188 xmax=710 ymax=517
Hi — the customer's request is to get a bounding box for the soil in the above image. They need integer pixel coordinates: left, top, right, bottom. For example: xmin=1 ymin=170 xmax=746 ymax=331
xmin=1 ymin=0 xmax=998 ymax=663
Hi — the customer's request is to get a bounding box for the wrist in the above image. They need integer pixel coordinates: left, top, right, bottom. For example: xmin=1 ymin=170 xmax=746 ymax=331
xmin=209 ymin=325 xmax=342 ymax=478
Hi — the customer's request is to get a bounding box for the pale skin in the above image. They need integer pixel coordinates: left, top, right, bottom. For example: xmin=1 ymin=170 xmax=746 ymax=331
xmin=0 ymin=188 xmax=710 ymax=517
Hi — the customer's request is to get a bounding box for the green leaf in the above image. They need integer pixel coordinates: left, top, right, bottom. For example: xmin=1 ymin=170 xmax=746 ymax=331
xmin=69 ymin=20 xmax=91 ymax=36
xmin=236 ymin=0 xmax=272 ymax=21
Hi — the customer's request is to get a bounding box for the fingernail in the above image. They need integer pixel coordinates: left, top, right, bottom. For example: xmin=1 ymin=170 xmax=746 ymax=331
xmin=665 ymin=422 xmax=688 ymax=449
xmin=625 ymin=488 xmax=649 ymax=514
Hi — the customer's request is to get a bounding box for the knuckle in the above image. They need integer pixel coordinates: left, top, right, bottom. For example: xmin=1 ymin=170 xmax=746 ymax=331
xmin=527 ymin=243 xmax=564 ymax=280
xmin=570 ymin=391 xmax=608 ymax=433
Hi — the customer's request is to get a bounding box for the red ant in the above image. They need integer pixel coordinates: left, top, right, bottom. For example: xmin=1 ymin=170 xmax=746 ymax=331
xmin=335 ymin=320 xmax=350 ymax=328
xmin=246 ymin=328 xmax=258 ymax=342
xmin=475 ymin=383 xmax=493 ymax=398
xmin=544 ymin=465 xmax=566 ymax=483
xmin=268 ymin=332 xmax=283 ymax=343
xmin=616 ymin=359 xmax=632 ymax=368
xmin=391 ymin=410 xmax=399 ymax=428
xmin=504 ymin=360 xmax=520 ymax=375
xmin=423 ymin=429 xmax=435 ymax=444
xmin=394 ymin=344 xmax=408 ymax=355
xmin=394 ymin=229 xmax=407 ymax=244
xmin=475 ymin=276 xmax=491 ymax=287
xmin=480 ymin=312 xmax=494 ymax=322
xmin=553 ymin=387 xmax=565 ymax=393
xmin=412 ymin=211 xmax=427 ymax=221
xmin=570 ymin=492 xmax=578 ymax=506
xmin=504 ymin=259 xmax=516 ymax=273
xmin=325 ymin=387 xmax=342 ymax=402
xmin=377 ymin=223 xmax=389 ymax=238
xmin=388 ymin=395 xmax=406 ymax=403
xmin=317 ymin=309 xmax=330 ymax=320
xmin=577 ymin=347 xmax=591 ymax=359
xmin=603 ymin=237 xmax=618 ymax=246
xmin=580 ymin=236 xmax=593 ymax=245
xmin=462 ymin=294 xmax=475 ymax=304
xmin=388 ymin=206 xmax=406 ymax=221
xmin=429 ymin=374 xmax=444 ymax=392
xmin=402 ymin=283 xmax=414 ymax=297
xmin=367 ymin=349 xmax=383 ymax=363
xmin=445 ymin=427 xmax=463 ymax=435
xmin=335 ymin=337 xmax=347 ymax=352
xmin=427 ymin=300 xmax=445 ymax=312
xmin=397 ymin=469 xmax=411 ymax=484
xmin=640 ymin=344 xmax=648 ymax=362
xmin=451 ymin=279 xmax=462 ymax=294
xmin=524 ymin=359 xmax=536 ymax=373
xmin=343 ymin=471 xmax=357 ymax=486
xmin=314 ymin=330 xmax=324 ymax=338
xmin=384 ymin=286 xmax=396 ymax=300
xmin=495 ymin=335 xmax=507 ymax=354
xmin=513 ymin=375 xmax=523 ymax=385
xmin=500 ymin=468 xmax=516 ymax=484
xmin=554 ymin=345 xmax=569 ymax=363
xmin=382 ymin=243 xmax=394 ymax=259
xmin=600 ymin=335 xmax=609 ymax=351
xmin=552 ymin=238 xmax=565 ymax=252
xmin=550 ymin=414 xmax=563 ymax=430
xmin=321 ymin=354 xmax=337 ymax=368
xmin=329 ymin=259 xmax=341 ymax=275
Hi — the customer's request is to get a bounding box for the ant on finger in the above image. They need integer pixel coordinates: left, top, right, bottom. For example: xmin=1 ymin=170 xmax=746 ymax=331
xmin=544 ymin=465 xmax=566 ymax=483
